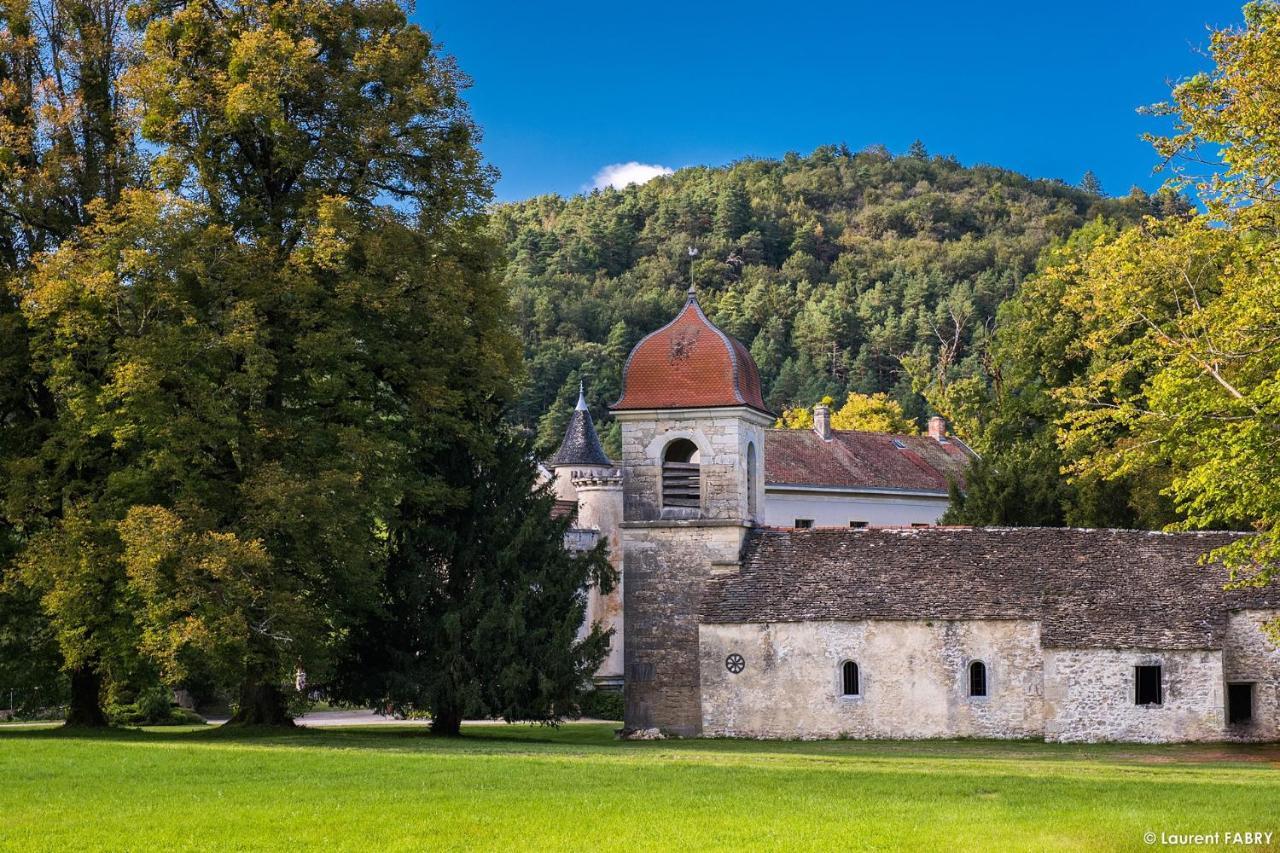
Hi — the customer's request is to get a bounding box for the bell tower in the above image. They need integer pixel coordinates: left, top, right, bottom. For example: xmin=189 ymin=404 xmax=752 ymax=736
xmin=612 ymin=288 xmax=772 ymax=735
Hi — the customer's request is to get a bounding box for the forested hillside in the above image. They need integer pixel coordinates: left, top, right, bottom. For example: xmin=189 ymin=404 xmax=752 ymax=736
xmin=492 ymin=145 xmax=1187 ymax=455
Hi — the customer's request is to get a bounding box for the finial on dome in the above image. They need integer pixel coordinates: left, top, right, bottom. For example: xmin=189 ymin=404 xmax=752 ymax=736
xmin=576 ymin=381 xmax=588 ymax=411
xmin=686 ymin=246 xmax=699 ymax=302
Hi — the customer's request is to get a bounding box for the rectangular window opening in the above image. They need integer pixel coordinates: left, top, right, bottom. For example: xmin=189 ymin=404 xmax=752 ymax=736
xmin=1135 ymin=665 xmax=1162 ymax=706
xmin=1227 ymin=682 xmax=1253 ymax=725
xmin=794 ymin=519 xmax=814 ymax=529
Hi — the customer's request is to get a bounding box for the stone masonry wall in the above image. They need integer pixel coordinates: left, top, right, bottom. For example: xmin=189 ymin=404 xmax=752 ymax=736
xmin=622 ymin=522 xmax=748 ymax=736
xmin=698 ymin=619 xmax=1044 ymax=739
xmin=1222 ymin=609 xmax=1280 ymax=742
xmin=617 ymin=408 xmax=769 ymax=524
xmin=1043 ymin=649 xmax=1224 ymax=743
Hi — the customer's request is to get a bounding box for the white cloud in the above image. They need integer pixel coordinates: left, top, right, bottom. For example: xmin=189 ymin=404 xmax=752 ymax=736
xmin=591 ymin=161 xmax=674 ymax=190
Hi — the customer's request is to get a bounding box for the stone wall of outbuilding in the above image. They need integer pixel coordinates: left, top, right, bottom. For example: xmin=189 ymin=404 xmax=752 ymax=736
xmin=698 ymin=619 xmax=1044 ymax=739
xmin=1222 ymin=609 xmax=1280 ymax=742
xmin=1043 ymin=648 xmax=1224 ymax=743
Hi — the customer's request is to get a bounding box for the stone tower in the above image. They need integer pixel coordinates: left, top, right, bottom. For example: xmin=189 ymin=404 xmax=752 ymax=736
xmin=546 ymin=384 xmax=625 ymax=687
xmin=612 ymin=288 xmax=772 ymax=735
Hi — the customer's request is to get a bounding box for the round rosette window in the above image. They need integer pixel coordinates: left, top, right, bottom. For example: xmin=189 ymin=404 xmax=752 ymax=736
xmin=725 ymin=653 xmax=746 ymax=674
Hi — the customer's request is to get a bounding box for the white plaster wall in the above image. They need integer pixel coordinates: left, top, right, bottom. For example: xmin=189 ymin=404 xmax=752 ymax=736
xmin=1222 ymin=609 xmax=1280 ymax=742
xmin=575 ymin=478 xmax=626 ymax=682
xmin=764 ymin=491 xmax=950 ymax=528
xmin=699 ymin=619 xmax=1044 ymax=739
xmin=1043 ymin=649 xmax=1224 ymax=743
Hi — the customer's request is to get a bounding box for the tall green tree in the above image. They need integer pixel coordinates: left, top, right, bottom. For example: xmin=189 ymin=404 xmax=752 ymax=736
xmin=714 ymin=178 xmax=751 ymax=241
xmin=917 ymin=218 xmax=1178 ymax=529
xmin=15 ymin=0 xmax=518 ymax=726
xmin=336 ymin=422 xmax=615 ymax=736
xmin=0 ymin=0 xmax=140 ymax=726
xmin=1058 ymin=2 xmax=1280 ymax=618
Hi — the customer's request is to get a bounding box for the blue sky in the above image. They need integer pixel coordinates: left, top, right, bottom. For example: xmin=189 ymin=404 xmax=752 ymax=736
xmin=412 ymin=2 xmax=1244 ymax=202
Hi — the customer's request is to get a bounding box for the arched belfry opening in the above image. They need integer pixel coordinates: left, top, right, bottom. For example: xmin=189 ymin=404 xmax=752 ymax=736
xmin=662 ymin=439 xmax=701 ymax=509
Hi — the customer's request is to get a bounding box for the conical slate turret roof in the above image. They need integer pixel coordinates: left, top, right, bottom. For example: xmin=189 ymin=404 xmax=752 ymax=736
xmin=547 ymin=384 xmax=613 ymax=467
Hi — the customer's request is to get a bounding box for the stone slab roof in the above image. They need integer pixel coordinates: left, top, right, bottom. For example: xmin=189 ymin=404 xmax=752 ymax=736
xmin=764 ymin=429 xmax=974 ymax=493
xmin=701 ymin=527 xmax=1279 ymax=649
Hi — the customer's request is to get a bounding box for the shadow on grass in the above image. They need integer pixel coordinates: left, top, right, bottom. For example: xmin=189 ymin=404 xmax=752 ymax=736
xmin=1 ymin=720 xmax=1276 ymax=768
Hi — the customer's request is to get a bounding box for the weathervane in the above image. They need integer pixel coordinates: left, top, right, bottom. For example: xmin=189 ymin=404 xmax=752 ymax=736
xmin=687 ymin=245 xmax=699 ymax=298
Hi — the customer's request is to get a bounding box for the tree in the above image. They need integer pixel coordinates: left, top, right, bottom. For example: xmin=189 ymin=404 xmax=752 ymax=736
xmin=1146 ymin=1 xmax=1280 ymax=215
xmin=943 ymin=436 xmax=1068 ymax=526
xmin=907 ymin=216 xmax=1179 ymax=531
xmin=1080 ymin=170 xmax=1104 ymax=196
xmin=1059 ymin=2 xmax=1280 ymax=622
xmin=714 ymin=179 xmax=751 ymax=241
xmin=1056 ymin=215 xmax=1278 ymax=601
xmin=907 ymin=139 xmax=928 ymax=159
xmin=336 ymin=423 xmax=616 ymax=736
xmin=777 ymin=393 xmax=918 ymax=434
xmin=12 ymin=0 xmax=519 ymax=726
xmin=0 ymin=0 xmax=141 ymax=726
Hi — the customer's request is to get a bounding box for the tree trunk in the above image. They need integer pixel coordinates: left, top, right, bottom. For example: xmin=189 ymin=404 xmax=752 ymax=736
xmin=64 ymin=665 xmax=109 ymax=728
xmin=226 ymin=681 xmax=295 ymax=727
xmin=431 ymin=706 xmax=463 ymax=737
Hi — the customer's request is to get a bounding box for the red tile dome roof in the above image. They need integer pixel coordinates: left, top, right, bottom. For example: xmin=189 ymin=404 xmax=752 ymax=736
xmin=612 ymin=289 xmax=770 ymax=414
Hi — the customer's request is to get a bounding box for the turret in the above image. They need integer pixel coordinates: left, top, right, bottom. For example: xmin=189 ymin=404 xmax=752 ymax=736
xmin=546 ymin=383 xmax=614 ymax=502
xmin=546 ymin=383 xmax=625 ymax=688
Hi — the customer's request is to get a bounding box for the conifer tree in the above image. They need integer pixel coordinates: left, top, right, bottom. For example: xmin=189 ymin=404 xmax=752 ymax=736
xmin=715 ymin=179 xmax=751 ymax=240
xmin=336 ymin=422 xmax=615 ymax=736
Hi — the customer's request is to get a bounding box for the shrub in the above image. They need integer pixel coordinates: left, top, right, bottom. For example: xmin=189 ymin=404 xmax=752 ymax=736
xmin=108 ymin=686 xmax=206 ymax=727
xmin=578 ymin=689 xmax=624 ymax=720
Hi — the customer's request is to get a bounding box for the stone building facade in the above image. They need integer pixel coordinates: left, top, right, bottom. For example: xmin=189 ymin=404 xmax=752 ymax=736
xmin=546 ymin=289 xmax=1280 ymax=742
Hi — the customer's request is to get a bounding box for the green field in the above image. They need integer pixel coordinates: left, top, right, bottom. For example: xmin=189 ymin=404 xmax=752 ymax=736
xmin=0 ymin=723 xmax=1276 ymax=851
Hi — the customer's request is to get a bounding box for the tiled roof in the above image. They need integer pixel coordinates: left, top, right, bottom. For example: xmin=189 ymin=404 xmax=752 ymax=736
xmin=612 ymin=290 xmax=768 ymax=414
xmin=702 ymin=527 xmax=1279 ymax=649
xmin=547 ymin=388 xmax=613 ymax=467
xmin=764 ymin=429 xmax=974 ymax=492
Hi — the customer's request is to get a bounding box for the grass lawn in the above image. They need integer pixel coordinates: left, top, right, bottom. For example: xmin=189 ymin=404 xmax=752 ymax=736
xmin=0 ymin=723 xmax=1277 ymax=851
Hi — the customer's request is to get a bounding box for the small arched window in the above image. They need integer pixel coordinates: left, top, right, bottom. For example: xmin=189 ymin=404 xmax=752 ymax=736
xmin=746 ymin=440 xmax=758 ymax=520
xmin=969 ymin=661 xmax=987 ymax=697
xmin=840 ymin=660 xmax=860 ymax=697
xmin=662 ymin=439 xmax=700 ymax=509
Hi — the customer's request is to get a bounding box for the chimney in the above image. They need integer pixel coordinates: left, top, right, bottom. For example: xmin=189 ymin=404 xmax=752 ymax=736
xmin=813 ymin=403 xmax=832 ymax=441
xmin=928 ymin=416 xmax=947 ymax=441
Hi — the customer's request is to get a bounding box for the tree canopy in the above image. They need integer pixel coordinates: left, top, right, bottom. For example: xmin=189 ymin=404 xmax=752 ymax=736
xmin=493 ymin=145 xmax=1184 ymax=457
